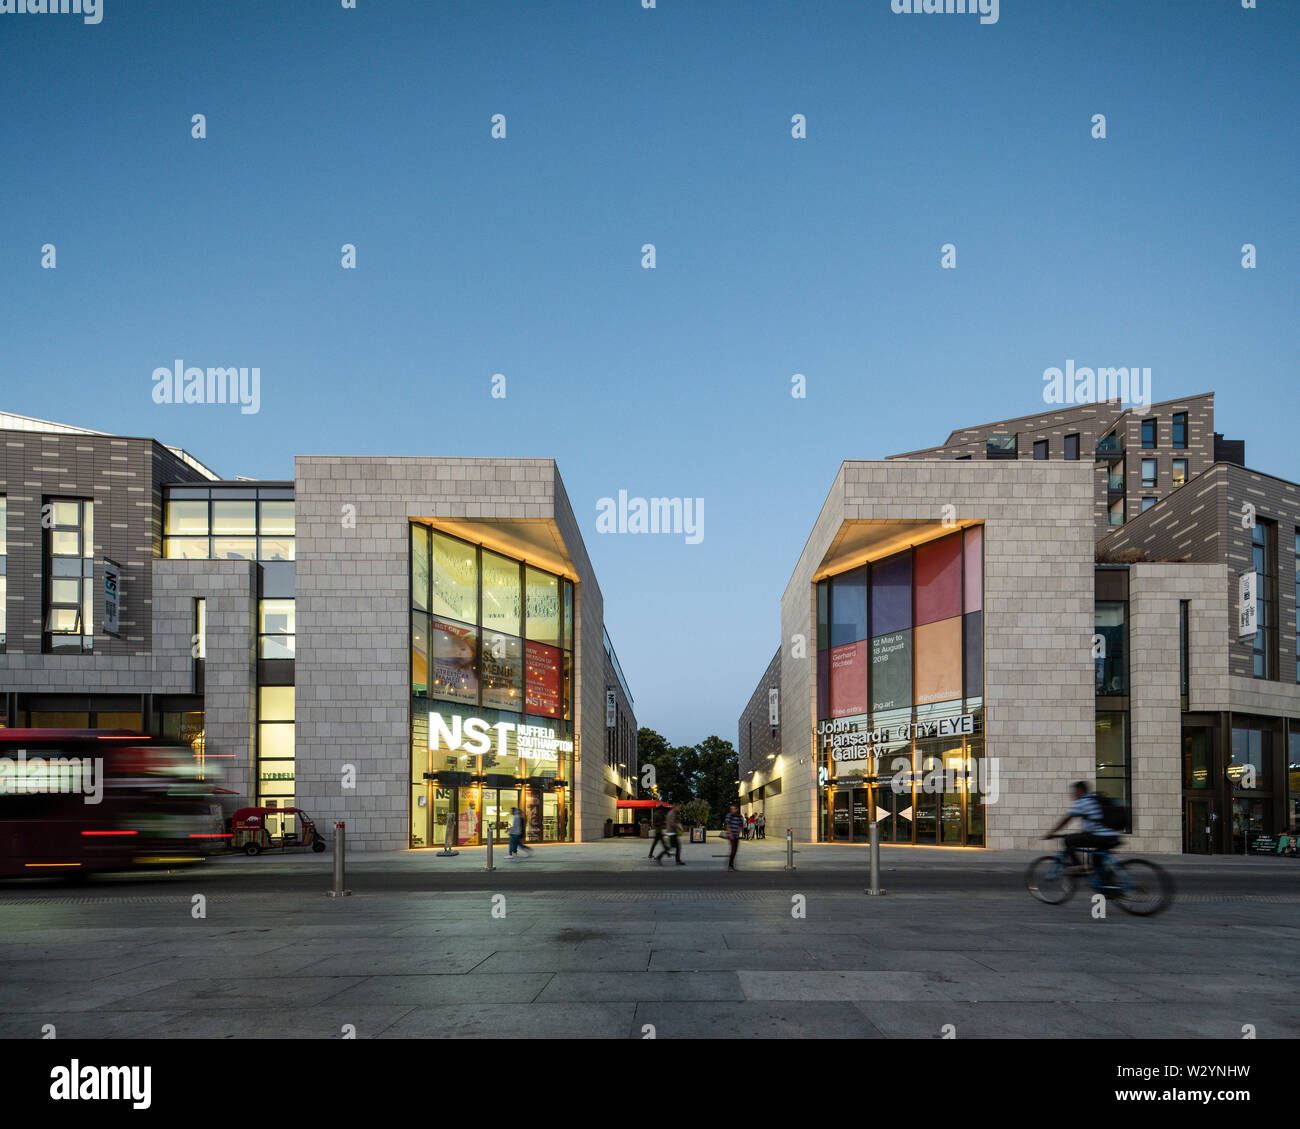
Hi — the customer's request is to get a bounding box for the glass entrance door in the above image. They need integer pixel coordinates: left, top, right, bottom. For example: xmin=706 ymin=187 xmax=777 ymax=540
xmin=851 ymin=788 xmax=871 ymax=839
xmin=832 ymin=790 xmax=850 ymax=841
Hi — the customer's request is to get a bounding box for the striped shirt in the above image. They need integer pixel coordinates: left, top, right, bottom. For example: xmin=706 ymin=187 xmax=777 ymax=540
xmin=1070 ymin=793 xmax=1119 ymax=837
xmin=724 ymin=812 xmax=745 ymax=838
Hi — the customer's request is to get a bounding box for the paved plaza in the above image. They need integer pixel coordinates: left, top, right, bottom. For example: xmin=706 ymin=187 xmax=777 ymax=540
xmin=2 ymin=840 xmax=1297 ymax=1039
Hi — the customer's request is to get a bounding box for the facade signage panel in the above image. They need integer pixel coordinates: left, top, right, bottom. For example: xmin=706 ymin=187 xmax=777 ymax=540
xmin=429 ymin=710 xmax=573 ymax=763
xmin=526 ymin=640 xmax=562 ymax=716
xmin=818 ymin=713 xmax=975 ymax=763
xmin=1238 ymin=570 xmax=1257 ymax=638
xmin=870 ymin=631 xmax=911 ymax=712
xmin=829 ymin=640 xmax=867 ymax=717
xmin=768 ymin=687 xmax=779 ymax=727
xmin=606 ymin=689 xmax=616 ymax=728
xmin=102 ymin=558 xmax=121 ymax=636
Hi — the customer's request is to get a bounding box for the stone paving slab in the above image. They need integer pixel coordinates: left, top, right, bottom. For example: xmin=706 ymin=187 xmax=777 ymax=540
xmin=323 ymin=973 xmax=553 ymax=1007
xmin=737 ymin=971 xmax=952 ymax=1002
xmin=537 ymin=971 xmax=744 ymax=1003
xmin=634 ymin=1000 xmax=885 ymax=1039
xmin=377 ymin=1003 xmax=636 ymax=1039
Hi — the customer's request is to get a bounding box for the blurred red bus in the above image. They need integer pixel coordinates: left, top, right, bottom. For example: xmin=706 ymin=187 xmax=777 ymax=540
xmin=0 ymin=730 xmax=230 ymax=878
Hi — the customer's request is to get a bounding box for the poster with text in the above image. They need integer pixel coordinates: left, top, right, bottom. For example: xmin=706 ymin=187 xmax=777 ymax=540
xmin=871 ymin=630 xmax=912 ymax=713
xmin=526 ymin=640 xmax=562 ymax=717
xmin=829 ymin=640 xmax=868 ymax=718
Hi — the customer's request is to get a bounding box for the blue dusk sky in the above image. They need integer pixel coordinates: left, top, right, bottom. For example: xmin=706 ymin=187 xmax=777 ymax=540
xmin=1 ymin=0 xmax=1296 ymax=745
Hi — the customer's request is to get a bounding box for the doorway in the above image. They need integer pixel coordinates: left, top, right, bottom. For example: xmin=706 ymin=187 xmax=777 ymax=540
xmin=1183 ymin=799 xmax=1213 ymax=855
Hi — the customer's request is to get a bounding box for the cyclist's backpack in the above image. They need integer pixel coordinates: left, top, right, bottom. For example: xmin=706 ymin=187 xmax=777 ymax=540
xmin=1092 ymin=792 xmax=1127 ymax=832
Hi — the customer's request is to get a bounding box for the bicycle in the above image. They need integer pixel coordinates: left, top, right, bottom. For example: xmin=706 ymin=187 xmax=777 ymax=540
xmin=1026 ymin=835 xmax=1174 ymax=916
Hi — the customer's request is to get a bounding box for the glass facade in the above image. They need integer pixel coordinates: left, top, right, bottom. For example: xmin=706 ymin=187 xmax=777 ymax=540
xmin=44 ymin=498 xmax=94 ymax=653
xmin=815 ymin=526 xmax=985 ymax=846
xmin=410 ymin=524 xmax=576 ymax=848
xmin=164 ymin=486 xmax=298 ymax=812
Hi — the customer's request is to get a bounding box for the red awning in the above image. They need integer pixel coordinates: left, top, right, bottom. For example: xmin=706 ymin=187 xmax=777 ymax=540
xmin=615 ymin=799 xmax=670 ymax=809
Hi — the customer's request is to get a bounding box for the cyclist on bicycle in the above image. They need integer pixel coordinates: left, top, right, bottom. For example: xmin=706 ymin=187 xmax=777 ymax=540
xmin=1044 ymin=781 xmax=1119 ymax=873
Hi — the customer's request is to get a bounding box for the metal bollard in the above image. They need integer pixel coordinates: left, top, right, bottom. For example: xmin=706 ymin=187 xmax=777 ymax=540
xmin=328 ymin=822 xmax=351 ymax=897
xmin=784 ymin=828 xmax=796 ymax=871
xmin=865 ymin=820 xmax=886 ymax=896
xmin=484 ymin=828 xmax=495 ymax=872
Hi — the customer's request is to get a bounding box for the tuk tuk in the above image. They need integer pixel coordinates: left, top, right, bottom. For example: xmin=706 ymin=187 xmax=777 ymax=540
xmin=231 ymin=807 xmax=328 ymax=856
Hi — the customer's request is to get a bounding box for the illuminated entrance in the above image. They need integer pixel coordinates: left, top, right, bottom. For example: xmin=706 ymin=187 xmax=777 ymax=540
xmin=814 ymin=525 xmax=986 ymax=846
xmin=409 ymin=523 xmax=577 ymax=847
xmin=411 ymin=776 xmax=567 ymax=848
xmin=823 ymin=745 xmax=986 ymax=847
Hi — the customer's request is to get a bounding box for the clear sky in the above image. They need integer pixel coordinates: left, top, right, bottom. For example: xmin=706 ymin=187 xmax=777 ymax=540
xmin=2 ymin=0 xmax=1296 ymax=745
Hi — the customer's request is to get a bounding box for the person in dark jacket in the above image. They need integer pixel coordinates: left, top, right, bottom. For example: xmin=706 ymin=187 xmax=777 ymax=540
xmin=647 ymin=805 xmax=667 ymax=860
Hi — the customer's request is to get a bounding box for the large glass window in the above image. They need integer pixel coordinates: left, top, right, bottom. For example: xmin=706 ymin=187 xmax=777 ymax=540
xmin=1064 ymin=433 xmax=1080 ymax=461
xmin=525 ymin=567 xmax=560 ymax=646
xmin=481 ymin=550 xmax=521 ymax=636
xmin=163 ymin=488 xmax=294 ymax=563
xmin=432 ymin=533 xmax=478 ymax=623
xmin=1172 ymin=459 xmax=1188 ymax=488
xmin=1108 ymin=498 xmax=1124 ymax=527
xmin=1172 ymin=412 xmax=1187 ymax=449
xmin=44 ymin=497 xmax=94 ymax=653
xmin=1141 ymin=418 xmax=1156 ymax=448
xmin=410 ymin=524 xmax=576 ymax=844
xmin=1230 ymin=725 xmax=1270 ymax=791
xmin=1141 ymin=459 xmax=1157 ymax=488
xmin=1253 ymin=520 xmax=1277 ymax=679
xmin=1095 ymin=711 xmax=1130 ymax=813
xmin=1033 ymin=439 xmax=1048 ymax=460
xmin=1095 ymin=601 xmax=1127 ymax=695
xmin=258 ymin=599 xmax=296 ymax=659
xmin=985 ymin=435 xmax=1017 ymax=459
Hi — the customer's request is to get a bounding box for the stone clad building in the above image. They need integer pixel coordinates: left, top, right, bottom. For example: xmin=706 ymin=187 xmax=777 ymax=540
xmin=743 ymin=393 xmax=1300 ymax=854
xmin=0 ymin=414 xmax=636 ymax=852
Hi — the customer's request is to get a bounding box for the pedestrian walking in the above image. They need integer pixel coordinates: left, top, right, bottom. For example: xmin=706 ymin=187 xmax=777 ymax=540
xmin=647 ymin=804 xmax=667 ymax=860
xmin=507 ymin=806 xmax=533 ymax=859
xmin=656 ymin=801 xmax=685 ymax=865
xmin=724 ymin=803 xmax=745 ymax=870
xmin=747 ymin=812 xmax=757 ymax=840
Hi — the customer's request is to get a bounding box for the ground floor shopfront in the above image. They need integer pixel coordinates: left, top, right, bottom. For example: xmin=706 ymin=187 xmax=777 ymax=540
xmin=817 ymin=709 xmax=988 ymax=846
xmin=1181 ymin=713 xmax=1300 ymax=855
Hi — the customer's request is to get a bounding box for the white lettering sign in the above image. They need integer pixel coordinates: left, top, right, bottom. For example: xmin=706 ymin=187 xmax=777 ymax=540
xmin=429 ymin=711 xmax=573 ymax=763
xmin=1238 ymin=571 xmax=1257 ymax=638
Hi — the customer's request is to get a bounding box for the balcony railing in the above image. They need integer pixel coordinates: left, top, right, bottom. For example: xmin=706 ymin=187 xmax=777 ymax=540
xmin=1095 ymin=435 xmax=1124 ymax=455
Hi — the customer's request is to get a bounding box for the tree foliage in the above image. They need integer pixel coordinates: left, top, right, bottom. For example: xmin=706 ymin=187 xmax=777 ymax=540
xmin=637 ymin=727 xmax=738 ymax=815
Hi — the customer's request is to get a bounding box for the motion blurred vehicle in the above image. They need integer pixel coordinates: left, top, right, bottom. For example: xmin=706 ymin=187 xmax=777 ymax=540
xmin=231 ymin=806 xmax=328 ymax=856
xmin=0 ymin=729 xmax=229 ymax=878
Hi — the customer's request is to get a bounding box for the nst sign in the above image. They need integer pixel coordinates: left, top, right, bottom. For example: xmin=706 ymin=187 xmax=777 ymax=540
xmin=429 ymin=710 xmax=573 ymax=762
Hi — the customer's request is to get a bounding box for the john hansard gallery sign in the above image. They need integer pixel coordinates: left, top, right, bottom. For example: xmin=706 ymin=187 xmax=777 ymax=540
xmin=818 ymin=713 xmax=974 ymax=760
